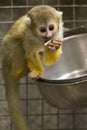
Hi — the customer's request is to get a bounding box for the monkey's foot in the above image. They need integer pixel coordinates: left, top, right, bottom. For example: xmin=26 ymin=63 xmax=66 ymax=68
xmin=29 ymin=71 xmax=44 ymax=79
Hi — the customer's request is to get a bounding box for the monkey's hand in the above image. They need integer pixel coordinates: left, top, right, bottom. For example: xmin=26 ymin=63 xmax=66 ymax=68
xmin=43 ymin=39 xmax=62 ymax=66
xmin=29 ymin=70 xmax=44 ymax=79
xmin=26 ymin=53 xmax=44 ymax=79
xmin=45 ymin=39 xmax=62 ymax=51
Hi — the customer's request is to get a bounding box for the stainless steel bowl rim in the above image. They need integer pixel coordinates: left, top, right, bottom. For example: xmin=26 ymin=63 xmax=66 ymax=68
xmin=63 ymin=33 xmax=87 ymax=41
xmin=38 ymin=75 xmax=87 ymax=85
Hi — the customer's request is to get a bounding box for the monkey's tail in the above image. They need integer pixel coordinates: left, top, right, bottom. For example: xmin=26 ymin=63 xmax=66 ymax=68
xmin=2 ymin=58 xmax=29 ymax=130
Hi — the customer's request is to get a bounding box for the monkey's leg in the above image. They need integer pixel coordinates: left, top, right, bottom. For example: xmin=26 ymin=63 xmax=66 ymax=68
xmin=26 ymin=53 xmax=44 ymax=78
xmin=2 ymin=58 xmax=29 ymax=130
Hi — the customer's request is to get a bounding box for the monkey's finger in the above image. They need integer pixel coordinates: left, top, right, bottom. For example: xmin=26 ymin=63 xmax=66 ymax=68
xmin=29 ymin=71 xmax=44 ymax=79
xmin=54 ymin=39 xmax=61 ymax=42
xmin=53 ymin=40 xmax=62 ymax=45
xmin=48 ymin=46 xmax=57 ymax=51
xmin=50 ymin=42 xmax=61 ymax=47
xmin=50 ymin=42 xmax=61 ymax=48
xmin=48 ymin=42 xmax=54 ymax=46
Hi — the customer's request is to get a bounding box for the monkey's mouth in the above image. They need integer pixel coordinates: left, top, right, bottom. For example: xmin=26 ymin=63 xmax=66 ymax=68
xmin=43 ymin=36 xmax=52 ymax=43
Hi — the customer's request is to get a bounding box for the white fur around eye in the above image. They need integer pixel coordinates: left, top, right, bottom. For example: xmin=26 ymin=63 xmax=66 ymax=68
xmin=25 ymin=17 xmax=31 ymax=25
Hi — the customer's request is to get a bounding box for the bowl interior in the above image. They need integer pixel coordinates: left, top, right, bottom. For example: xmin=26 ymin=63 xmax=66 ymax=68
xmin=43 ymin=33 xmax=87 ymax=81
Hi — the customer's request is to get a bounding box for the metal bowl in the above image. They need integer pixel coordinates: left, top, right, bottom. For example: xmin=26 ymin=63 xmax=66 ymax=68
xmin=37 ymin=31 xmax=87 ymax=109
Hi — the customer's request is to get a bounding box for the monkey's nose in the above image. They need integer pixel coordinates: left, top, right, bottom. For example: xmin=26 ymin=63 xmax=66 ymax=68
xmin=43 ymin=36 xmax=52 ymax=43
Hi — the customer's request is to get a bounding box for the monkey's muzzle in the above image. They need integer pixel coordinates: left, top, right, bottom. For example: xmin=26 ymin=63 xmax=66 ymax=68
xmin=43 ymin=36 xmax=52 ymax=43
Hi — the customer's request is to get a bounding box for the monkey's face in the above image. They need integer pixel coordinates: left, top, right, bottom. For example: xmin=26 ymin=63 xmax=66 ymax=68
xmin=36 ymin=20 xmax=58 ymax=43
xmin=25 ymin=5 xmax=63 ymax=43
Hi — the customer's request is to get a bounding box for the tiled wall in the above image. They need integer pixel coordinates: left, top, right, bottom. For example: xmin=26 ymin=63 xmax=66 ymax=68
xmin=0 ymin=0 xmax=87 ymax=130
xmin=0 ymin=0 xmax=87 ymax=38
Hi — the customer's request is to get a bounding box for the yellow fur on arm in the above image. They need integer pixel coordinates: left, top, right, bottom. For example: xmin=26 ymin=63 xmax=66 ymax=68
xmin=26 ymin=53 xmax=44 ymax=78
xmin=43 ymin=47 xmax=62 ymax=66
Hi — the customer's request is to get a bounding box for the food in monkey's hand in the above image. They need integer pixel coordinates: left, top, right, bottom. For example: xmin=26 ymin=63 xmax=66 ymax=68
xmin=43 ymin=39 xmax=62 ymax=66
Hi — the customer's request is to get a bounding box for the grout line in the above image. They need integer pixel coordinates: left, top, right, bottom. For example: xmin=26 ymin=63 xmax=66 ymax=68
xmin=42 ymin=0 xmax=45 ymax=5
xmin=73 ymin=0 xmax=76 ymax=27
xmin=11 ymin=0 xmax=13 ymax=21
xmin=0 ymin=5 xmax=87 ymax=9
xmin=0 ymin=20 xmax=87 ymax=24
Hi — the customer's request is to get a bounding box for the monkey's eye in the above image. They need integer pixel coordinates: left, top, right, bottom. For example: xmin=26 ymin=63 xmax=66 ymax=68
xmin=40 ymin=27 xmax=46 ymax=33
xmin=49 ymin=24 xmax=54 ymax=31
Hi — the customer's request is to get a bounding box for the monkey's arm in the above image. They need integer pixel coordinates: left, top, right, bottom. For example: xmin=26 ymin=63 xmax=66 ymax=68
xmin=25 ymin=52 xmax=44 ymax=78
xmin=23 ymin=31 xmax=44 ymax=79
xmin=43 ymin=39 xmax=62 ymax=66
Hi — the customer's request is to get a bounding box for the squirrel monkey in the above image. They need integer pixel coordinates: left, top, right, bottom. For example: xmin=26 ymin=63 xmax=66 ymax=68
xmin=2 ymin=5 xmax=63 ymax=130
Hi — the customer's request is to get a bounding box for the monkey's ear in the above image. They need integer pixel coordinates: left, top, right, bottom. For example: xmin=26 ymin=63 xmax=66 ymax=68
xmin=25 ymin=16 xmax=31 ymax=26
xmin=56 ymin=11 xmax=63 ymax=17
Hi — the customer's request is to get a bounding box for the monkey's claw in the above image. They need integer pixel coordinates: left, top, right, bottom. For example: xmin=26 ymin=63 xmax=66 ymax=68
xmin=29 ymin=71 xmax=44 ymax=79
